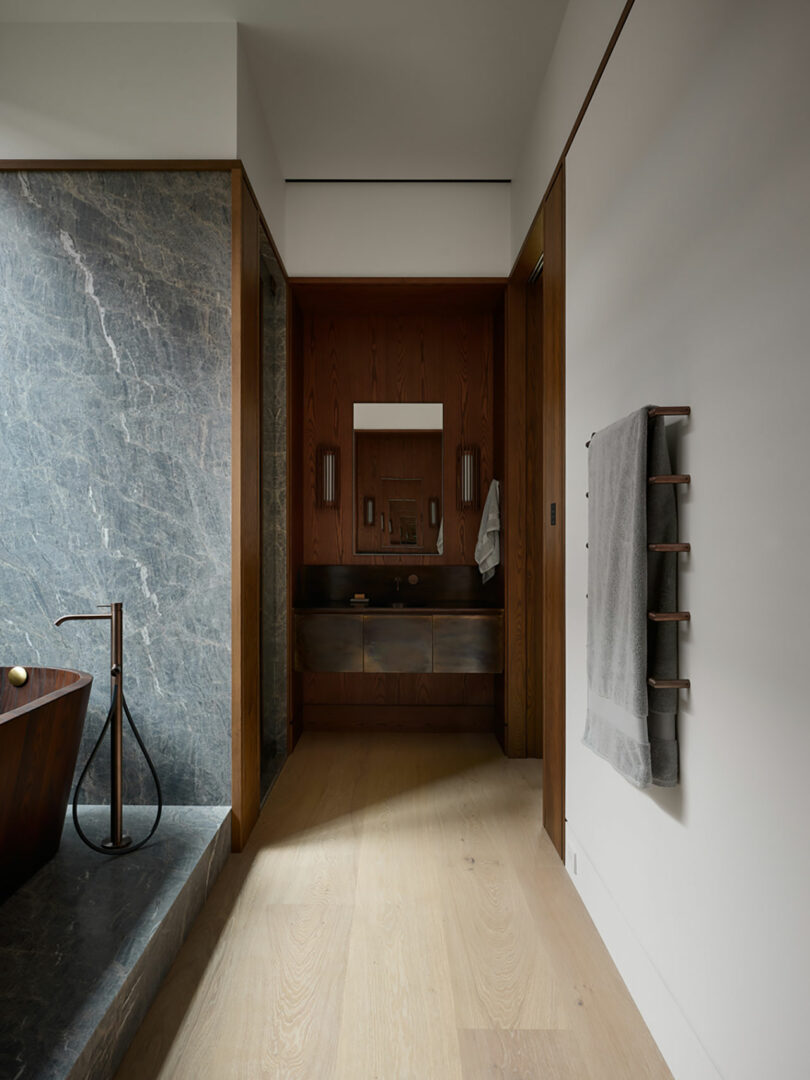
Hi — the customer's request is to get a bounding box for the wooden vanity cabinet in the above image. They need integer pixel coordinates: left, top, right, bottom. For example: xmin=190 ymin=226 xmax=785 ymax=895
xmin=364 ymin=616 xmax=433 ymax=673
xmin=294 ymin=612 xmax=503 ymax=674
xmin=433 ymin=615 xmax=503 ymax=674
xmin=294 ymin=614 xmax=363 ymax=672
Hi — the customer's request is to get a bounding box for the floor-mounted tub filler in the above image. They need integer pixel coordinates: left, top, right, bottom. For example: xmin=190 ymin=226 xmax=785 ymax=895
xmin=55 ymin=601 xmax=162 ymax=855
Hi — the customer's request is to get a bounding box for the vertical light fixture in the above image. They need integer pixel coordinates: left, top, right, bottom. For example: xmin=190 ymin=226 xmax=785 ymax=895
xmin=457 ymin=446 xmax=480 ymax=510
xmin=316 ymin=445 xmax=339 ymax=508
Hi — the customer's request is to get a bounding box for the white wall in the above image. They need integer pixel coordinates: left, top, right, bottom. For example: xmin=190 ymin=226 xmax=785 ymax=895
xmin=283 ymin=181 xmax=511 ymax=277
xmin=564 ymin=2 xmax=810 ymax=1079
xmin=236 ymin=28 xmax=286 ymax=256
xmin=0 ymin=23 xmax=237 ymax=158
xmin=510 ymin=0 xmax=626 ymax=263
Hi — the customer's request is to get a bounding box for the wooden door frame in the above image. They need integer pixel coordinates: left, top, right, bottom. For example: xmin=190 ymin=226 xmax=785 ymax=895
xmin=508 ymin=179 xmax=566 ymax=861
xmin=231 ymin=167 xmax=290 ymax=851
xmin=505 ymin=0 xmax=637 ymax=860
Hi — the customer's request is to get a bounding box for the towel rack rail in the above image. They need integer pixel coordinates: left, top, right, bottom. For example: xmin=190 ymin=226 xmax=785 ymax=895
xmin=648 ymin=406 xmax=691 ymax=417
xmin=587 ymin=404 xmax=693 ymax=698
xmin=586 ymin=407 xmax=690 ymax=447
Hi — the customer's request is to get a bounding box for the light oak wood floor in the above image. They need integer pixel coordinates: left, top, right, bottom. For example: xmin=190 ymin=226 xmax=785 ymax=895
xmin=115 ymin=732 xmax=673 ymax=1080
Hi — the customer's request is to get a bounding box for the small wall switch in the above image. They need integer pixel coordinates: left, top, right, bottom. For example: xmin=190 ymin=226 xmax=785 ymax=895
xmin=565 ymin=841 xmax=579 ymax=875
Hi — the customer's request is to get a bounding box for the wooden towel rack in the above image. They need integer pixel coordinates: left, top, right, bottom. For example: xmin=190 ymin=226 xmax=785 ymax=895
xmin=586 ymin=406 xmax=691 ymax=448
xmin=587 ymin=405 xmax=692 ymax=692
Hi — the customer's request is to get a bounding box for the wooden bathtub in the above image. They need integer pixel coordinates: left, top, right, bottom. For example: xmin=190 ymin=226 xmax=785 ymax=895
xmin=1 ymin=666 xmax=92 ymax=901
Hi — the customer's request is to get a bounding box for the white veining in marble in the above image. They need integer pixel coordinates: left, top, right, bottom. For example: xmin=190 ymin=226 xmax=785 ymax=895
xmin=0 ymin=171 xmax=232 ymax=804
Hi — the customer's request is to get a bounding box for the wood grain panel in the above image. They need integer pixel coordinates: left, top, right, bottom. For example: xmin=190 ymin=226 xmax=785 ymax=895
xmin=525 ymin=275 xmax=544 ymax=758
xmin=287 ymin=291 xmax=305 ymax=751
xmin=297 ymin=285 xmax=498 ymax=567
xmin=503 ymin=282 xmax=528 ymax=756
xmin=541 ymin=167 xmax=566 ymax=859
xmin=231 ymin=170 xmax=262 ymax=852
xmin=292 ymin=279 xmax=506 ymax=314
xmin=302 ymin=705 xmax=494 ymax=732
xmin=492 ymin=301 xmax=506 ymax=750
xmin=301 ymin=673 xmax=494 ymax=707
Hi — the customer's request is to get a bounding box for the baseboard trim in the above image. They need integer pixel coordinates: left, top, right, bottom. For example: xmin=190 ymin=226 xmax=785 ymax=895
xmin=565 ymin=824 xmax=722 ymax=1080
xmin=303 ymin=704 xmax=494 ymax=732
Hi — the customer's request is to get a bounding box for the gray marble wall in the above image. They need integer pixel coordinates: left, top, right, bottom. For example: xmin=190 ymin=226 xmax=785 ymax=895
xmin=0 ymin=171 xmax=232 ymax=805
xmin=260 ymin=239 xmax=288 ymax=798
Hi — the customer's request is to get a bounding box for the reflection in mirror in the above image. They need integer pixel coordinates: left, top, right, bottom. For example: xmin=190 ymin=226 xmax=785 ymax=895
xmin=353 ymin=403 xmax=443 ymax=555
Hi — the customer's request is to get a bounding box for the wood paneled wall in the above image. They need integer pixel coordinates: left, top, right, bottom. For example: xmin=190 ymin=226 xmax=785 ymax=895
xmin=295 ymin=284 xmax=500 ymax=566
xmin=287 ymin=291 xmax=305 ymax=751
xmin=354 ymin=430 xmax=443 ymax=553
xmin=526 ymin=274 xmax=544 ymax=758
xmin=502 ymin=282 xmax=528 ymax=757
xmin=540 ymin=167 xmax=566 ymax=858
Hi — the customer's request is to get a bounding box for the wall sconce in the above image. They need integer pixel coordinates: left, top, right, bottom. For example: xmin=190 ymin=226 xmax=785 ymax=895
xmin=316 ymin=445 xmax=339 ymax=508
xmin=364 ymin=495 xmax=376 ymax=526
xmin=456 ymin=446 xmax=480 ymax=510
xmin=429 ymin=497 xmax=440 ymax=527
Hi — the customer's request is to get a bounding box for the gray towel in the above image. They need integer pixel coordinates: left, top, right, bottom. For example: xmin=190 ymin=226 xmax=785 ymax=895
xmin=583 ymin=407 xmax=680 ymax=787
xmin=475 ymin=479 xmax=500 ymax=583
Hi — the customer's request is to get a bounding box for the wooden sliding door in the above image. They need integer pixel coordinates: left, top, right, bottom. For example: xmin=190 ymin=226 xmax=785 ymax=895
xmin=539 ymin=166 xmax=566 ymax=858
xmin=508 ymin=163 xmax=566 ymax=859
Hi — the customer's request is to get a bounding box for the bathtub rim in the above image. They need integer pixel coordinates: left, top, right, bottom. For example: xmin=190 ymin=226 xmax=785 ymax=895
xmin=1 ymin=667 xmax=94 ymax=725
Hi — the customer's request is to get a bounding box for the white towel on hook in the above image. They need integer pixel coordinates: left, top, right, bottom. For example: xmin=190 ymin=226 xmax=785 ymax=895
xmin=475 ymin=480 xmax=500 ymax=582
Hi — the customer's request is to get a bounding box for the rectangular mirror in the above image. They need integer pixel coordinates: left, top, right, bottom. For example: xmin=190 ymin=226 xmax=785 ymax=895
xmin=353 ymin=403 xmax=443 ymax=555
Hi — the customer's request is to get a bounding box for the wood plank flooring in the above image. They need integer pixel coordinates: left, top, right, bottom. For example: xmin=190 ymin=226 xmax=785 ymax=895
xmin=115 ymin=733 xmax=673 ymax=1080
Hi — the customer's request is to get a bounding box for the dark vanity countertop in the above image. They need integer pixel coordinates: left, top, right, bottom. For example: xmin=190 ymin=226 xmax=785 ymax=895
xmin=294 ymin=605 xmax=504 ymax=615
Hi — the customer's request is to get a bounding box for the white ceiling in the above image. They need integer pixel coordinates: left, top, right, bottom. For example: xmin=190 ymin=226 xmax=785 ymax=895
xmin=0 ymin=0 xmax=568 ymax=179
